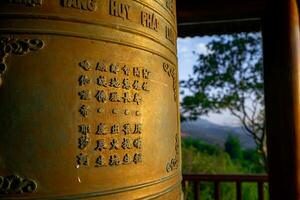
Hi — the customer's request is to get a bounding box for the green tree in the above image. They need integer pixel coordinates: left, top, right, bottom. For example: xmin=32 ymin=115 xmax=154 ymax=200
xmin=180 ymin=33 xmax=267 ymax=169
xmin=181 ymin=138 xmax=266 ymax=200
xmin=225 ymin=135 xmax=242 ymax=160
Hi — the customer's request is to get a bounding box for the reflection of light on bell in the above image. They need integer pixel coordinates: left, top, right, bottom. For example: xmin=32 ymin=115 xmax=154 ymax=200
xmin=0 ymin=0 xmax=181 ymax=199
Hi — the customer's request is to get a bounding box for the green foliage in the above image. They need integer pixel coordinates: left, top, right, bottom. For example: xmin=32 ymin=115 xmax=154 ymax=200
xmin=182 ymin=137 xmax=222 ymax=156
xmin=180 ymin=33 xmax=267 ymax=170
xmin=180 ymin=33 xmax=263 ymax=120
xmin=182 ymin=145 xmax=240 ymax=174
xmin=240 ymin=148 xmax=266 ymax=173
xmin=225 ymin=134 xmax=242 ymax=160
xmin=182 ymin=137 xmax=267 ymax=199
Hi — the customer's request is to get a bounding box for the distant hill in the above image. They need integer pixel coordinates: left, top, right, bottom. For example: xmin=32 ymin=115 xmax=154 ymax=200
xmin=181 ymin=119 xmax=256 ymax=149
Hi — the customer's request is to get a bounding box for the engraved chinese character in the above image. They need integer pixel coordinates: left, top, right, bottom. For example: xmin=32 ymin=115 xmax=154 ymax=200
xmin=95 ymin=90 xmax=107 ymax=103
xmin=109 ymin=92 xmax=120 ymax=102
xmin=78 ymin=135 xmax=90 ymax=150
xmin=96 ymin=123 xmax=107 ymax=135
xmin=133 ymin=153 xmax=142 ymax=164
xmin=133 ymin=123 xmax=142 ymax=134
xmin=79 ymin=105 xmax=89 ymax=118
xmin=79 ymin=124 xmax=90 ymax=135
xmin=122 ymin=138 xmax=131 ymax=149
xmin=77 ymin=153 xmax=88 ymax=166
xmin=111 ymin=125 xmax=119 ymax=134
xmin=110 ymin=64 xmax=119 ymax=74
xmin=78 ymin=90 xmax=91 ymax=100
xmin=123 ymin=123 xmax=131 ymax=134
xmin=110 ymin=139 xmax=119 ymax=150
xmin=142 ymin=82 xmax=150 ymax=91
xmin=97 ymin=76 xmax=108 ymax=87
xmin=124 ymin=109 xmax=130 ymax=115
xmin=142 ymin=68 xmax=150 ymax=79
xmin=79 ymin=60 xmax=92 ymax=71
xmin=109 ymin=155 xmax=120 ymax=166
xmin=112 ymin=108 xmax=119 ymax=114
xmin=133 ymin=93 xmax=142 ymax=105
xmin=123 ymin=154 xmax=131 ymax=165
xmin=96 ymin=61 xmax=107 ymax=72
xmin=133 ymin=138 xmax=142 ymax=149
xmin=122 ymin=78 xmax=131 ymax=90
xmin=133 ymin=67 xmax=140 ymax=77
xmin=122 ymin=65 xmax=130 ymax=76
xmin=122 ymin=92 xmax=131 ymax=103
xmin=136 ymin=111 xmax=141 ymax=116
xmin=95 ymin=139 xmax=107 ymax=151
xmin=95 ymin=155 xmax=105 ymax=167
xmin=110 ymin=77 xmax=121 ymax=88
xmin=132 ymin=80 xmax=140 ymax=90
xmin=97 ymin=107 xmax=104 ymax=113
xmin=79 ymin=75 xmax=90 ymax=86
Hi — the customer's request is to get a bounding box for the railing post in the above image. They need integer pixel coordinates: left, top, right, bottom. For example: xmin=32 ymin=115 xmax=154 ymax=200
xmin=214 ymin=181 xmax=220 ymax=200
xmin=236 ymin=181 xmax=242 ymax=200
xmin=258 ymin=181 xmax=264 ymax=200
xmin=194 ymin=181 xmax=200 ymax=200
xmin=182 ymin=174 xmax=268 ymax=200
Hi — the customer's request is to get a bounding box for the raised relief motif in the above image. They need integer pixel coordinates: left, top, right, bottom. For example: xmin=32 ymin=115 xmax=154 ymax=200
xmin=0 ymin=36 xmax=44 ymax=87
xmin=62 ymin=0 xmax=97 ymax=11
xmin=141 ymin=11 xmax=159 ymax=31
xmin=163 ymin=62 xmax=177 ymax=101
xmin=5 ymin=0 xmax=43 ymax=6
xmin=109 ymin=0 xmax=130 ymax=20
xmin=166 ymin=133 xmax=180 ymax=173
xmin=0 ymin=175 xmax=37 ymax=194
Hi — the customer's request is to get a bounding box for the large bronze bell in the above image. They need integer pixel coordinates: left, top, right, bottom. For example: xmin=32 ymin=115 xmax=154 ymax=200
xmin=0 ymin=0 xmax=181 ymax=199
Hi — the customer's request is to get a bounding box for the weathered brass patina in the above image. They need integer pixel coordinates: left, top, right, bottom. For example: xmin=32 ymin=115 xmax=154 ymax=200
xmin=0 ymin=0 xmax=181 ymax=199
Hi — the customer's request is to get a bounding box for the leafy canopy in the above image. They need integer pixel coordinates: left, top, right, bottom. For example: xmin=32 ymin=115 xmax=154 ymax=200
xmin=180 ymin=33 xmax=267 ymax=169
xmin=180 ymin=33 xmax=264 ymax=121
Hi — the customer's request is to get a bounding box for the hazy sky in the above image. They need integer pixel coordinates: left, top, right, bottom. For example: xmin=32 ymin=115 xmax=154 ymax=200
xmin=177 ymin=36 xmax=240 ymax=126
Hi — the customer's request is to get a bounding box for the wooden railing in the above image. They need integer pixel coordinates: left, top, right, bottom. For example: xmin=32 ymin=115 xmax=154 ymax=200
xmin=182 ymin=174 xmax=268 ymax=200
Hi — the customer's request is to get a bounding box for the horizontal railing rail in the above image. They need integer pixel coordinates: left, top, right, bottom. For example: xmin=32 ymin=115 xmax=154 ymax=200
xmin=182 ymin=174 xmax=268 ymax=200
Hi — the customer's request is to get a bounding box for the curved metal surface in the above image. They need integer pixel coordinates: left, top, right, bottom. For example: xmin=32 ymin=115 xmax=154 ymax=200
xmin=0 ymin=0 xmax=181 ymax=199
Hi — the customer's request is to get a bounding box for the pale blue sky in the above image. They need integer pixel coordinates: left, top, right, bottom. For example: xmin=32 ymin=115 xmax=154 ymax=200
xmin=177 ymin=36 xmax=211 ymax=81
xmin=177 ymin=36 xmax=240 ymax=126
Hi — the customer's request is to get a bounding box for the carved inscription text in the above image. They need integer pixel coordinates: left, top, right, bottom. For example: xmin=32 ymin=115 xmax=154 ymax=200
xmin=109 ymin=0 xmax=130 ymax=20
xmin=6 ymin=0 xmax=43 ymax=6
xmin=62 ymin=0 xmax=97 ymax=11
xmin=141 ymin=11 xmax=159 ymax=31
xmin=165 ymin=25 xmax=176 ymax=44
xmin=76 ymin=60 xmax=151 ymax=168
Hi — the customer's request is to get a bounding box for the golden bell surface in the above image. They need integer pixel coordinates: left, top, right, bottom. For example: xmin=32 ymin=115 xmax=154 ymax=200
xmin=0 ymin=0 xmax=181 ymax=199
